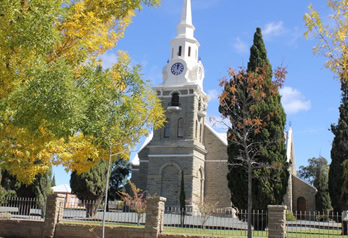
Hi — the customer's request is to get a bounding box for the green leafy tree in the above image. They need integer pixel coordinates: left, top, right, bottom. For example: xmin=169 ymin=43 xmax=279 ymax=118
xmin=329 ymin=81 xmax=348 ymax=213
xmin=219 ymin=28 xmax=288 ymax=236
xmin=0 ymin=0 xmax=162 ymax=184
xmin=299 ymin=157 xmax=332 ymax=212
xmin=70 ymin=161 xmax=108 ymax=218
xmin=304 ymin=0 xmax=348 ymax=83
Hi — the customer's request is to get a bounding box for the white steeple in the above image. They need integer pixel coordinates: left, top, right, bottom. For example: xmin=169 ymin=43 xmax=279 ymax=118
xmin=176 ymin=0 xmax=195 ymax=41
xmin=160 ymin=0 xmax=204 ymax=89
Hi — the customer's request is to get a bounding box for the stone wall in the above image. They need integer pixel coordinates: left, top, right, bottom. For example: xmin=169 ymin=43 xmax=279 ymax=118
xmin=0 ymin=195 xmax=167 ymax=238
xmin=0 ymin=220 xmax=44 ymax=237
xmin=203 ymin=125 xmax=231 ymax=207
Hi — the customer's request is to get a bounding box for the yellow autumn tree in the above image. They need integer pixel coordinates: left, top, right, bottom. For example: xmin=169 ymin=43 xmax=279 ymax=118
xmin=0 ymin=0 xmax=163 ymax=184
xmin=304 ymin=0 xmax=348 ymax=82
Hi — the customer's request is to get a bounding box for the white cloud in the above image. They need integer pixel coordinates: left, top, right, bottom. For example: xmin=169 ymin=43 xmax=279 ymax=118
xmin=231 ymin=37 xmax=249 ymax=54
xmin=279 ymin=86 xmax=311 ymax=114
xmin=263 ymin=21 xmax=287 ymax=39
xmin=207 ymin=89 xmax=220 ymax=101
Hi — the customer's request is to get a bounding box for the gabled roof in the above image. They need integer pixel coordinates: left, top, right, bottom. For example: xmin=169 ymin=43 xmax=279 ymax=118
xmin=131 ymin=131 xmax=153 ymax=166
xmin=52 ymin=184 xmax=71 ymax=193
xmin=292 ymin=175 xmax=318 ymax=192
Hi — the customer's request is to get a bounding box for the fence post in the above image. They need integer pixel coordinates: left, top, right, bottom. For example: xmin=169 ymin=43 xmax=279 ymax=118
xmin=144 ymin=196 xmax=167 ymax=238
xmin=42 ymin=193 xmax=65 ymax=238
xmin=268 ymin=205 xmax=287 ymax=238
xmin=343 ymin=211 xmax=348 ymax=235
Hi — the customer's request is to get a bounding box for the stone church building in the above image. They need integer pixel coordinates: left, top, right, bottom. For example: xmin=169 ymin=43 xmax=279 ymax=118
xmin=131 ymin=0 xmax=317 ymax=213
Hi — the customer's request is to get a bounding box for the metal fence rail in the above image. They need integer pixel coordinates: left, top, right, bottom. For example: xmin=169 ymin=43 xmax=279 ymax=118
xmin=163 ymin=207 xmax=268 ymax=237
xmin=0 ymin=197 xmax=44 ymax=221
xmin=62 ymin=200 xmax=145 ymax=225
xmin=287 ymin=211 xmax=346 ymax=237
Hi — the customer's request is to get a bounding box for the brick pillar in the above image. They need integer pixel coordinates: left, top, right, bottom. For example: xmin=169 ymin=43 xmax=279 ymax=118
xmin=144 ymin=197 xmax=166 ymax=238
xmin=268 ymin=205 xmax=287 ymax=238
xmin=42 ymin=193 xmax=65 ymax=238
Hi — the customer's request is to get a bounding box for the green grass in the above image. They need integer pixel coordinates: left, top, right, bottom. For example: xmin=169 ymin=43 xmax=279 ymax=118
xmin=287 ymin=229 xmax=348 ymax=238
xmin=163 ymin=226 xmax=348 ymax=238
xmin=163 ymin=226 xmax=266 ymax=238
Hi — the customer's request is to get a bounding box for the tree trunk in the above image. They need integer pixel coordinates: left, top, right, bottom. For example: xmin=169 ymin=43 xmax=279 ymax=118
xmin=86 ymin=201 xmax=98 ymax=218
xmin=248 ymin=162 xmax=252 ymax=238
xmin=102 ymin=147 xmax=113 ymax=238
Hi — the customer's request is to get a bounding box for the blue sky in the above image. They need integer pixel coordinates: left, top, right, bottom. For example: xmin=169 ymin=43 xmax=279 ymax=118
xmin=54 ymin=0 xmax=341 ymax=185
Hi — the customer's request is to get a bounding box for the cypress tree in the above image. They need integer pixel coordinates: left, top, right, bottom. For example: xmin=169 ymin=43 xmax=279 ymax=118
xmin=299 ymin=157 xmax=332 ymax=212
xmin=313 ymin=158 xmax=332 ymax=212
xmin=70 ymin=160 xmax=108 ymax=217
xmin=51 ymin=174 xmax=56 ymax=187
xmin=226 ymin=28 xmax=288 ymax=212
xmin=329 ymin=81 xmax=348 ymax=213
xmin=108 ymin=158 xmax=131 ymax=201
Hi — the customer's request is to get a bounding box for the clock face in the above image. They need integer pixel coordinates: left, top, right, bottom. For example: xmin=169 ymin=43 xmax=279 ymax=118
xmin=171 ymin=62 xmax=184 ymax=75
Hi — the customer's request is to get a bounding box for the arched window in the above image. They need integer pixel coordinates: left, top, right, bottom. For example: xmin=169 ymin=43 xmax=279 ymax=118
xmin=164 ymin=119 xmax=170 ymax=138
xmin=178 ymin=46 xmax=182 ymax=56
xmin=161 ymin=164 xmax=180 ymax=206
xmin=297 ymin=197 xmax=306 ymax=213
xmin=177 ymin=118 xmax=184 ymax=138
xmin=171 ymin=93 xmax=179 ymax=106
xmin=188 ymin=46 xmax=191 ymax=57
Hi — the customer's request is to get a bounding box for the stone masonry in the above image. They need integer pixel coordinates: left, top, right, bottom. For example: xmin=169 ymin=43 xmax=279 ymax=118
xmin=268 ymin=205 xmax=287 ymax=238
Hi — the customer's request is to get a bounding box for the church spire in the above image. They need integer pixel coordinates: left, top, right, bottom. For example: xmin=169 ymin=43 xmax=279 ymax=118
xmin=180 ymin=0 xmax=192 ymax=26
xmin=176 ymin=0 xmax=196 ymax=41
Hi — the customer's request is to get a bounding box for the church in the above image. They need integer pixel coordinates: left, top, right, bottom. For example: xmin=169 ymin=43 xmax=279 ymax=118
xmin=131 ymin=0 xmax=317 ymax=213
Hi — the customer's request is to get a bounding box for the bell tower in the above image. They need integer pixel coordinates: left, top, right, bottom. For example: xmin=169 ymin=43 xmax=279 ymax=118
xmin=144 ymin=0 xmax=210 ymax=207
xmin=162 ymin=0 xmax=205 ymax=89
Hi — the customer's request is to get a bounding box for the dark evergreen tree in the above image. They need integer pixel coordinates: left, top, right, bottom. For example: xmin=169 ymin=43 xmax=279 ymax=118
xmin=225 ymin=28 xmax=288 ymax=212
xmin=0 ymin=167 xmax=53 ymax=215
xmin=299 ymin=157 xmax=332 ymax=212
xmin=329 ymin=81 xmax=348 ymax=213
xmin=70 ymin=160 xmax=108 ymax=217
xmin=51 ymin=174 xmax=56 ymax=187
xmin=107 ymin=158 xmax=131 ymax=206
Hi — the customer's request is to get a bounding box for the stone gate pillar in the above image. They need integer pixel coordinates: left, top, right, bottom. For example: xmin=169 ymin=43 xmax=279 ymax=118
xmin=268 ymin=205 xmax=287 ymax=238
xmin=144 ymin=197 xmax=167 ymax=238
xmin=43 ymin=193 xmax=65 ymax=238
